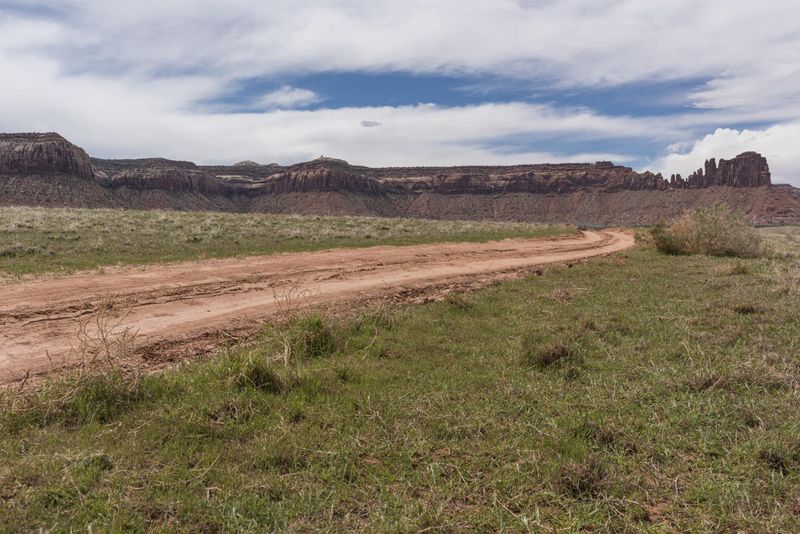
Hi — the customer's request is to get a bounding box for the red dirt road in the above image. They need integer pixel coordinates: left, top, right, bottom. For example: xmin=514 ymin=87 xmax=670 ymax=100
xmin=1 ymin=230 xmax=633 ymax=382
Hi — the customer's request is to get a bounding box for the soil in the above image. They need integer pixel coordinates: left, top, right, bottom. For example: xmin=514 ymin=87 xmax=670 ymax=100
xmin=0 ymin=230 xmax=634 ymax=383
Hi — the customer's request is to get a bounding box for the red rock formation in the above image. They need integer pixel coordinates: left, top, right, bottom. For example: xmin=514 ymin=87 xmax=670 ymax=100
xmin=244 ymin=168 xmax=383 ymax=196
xmin=685 ymin=152 xmax=771 ymax=188
xmin=0 ymin=133 xmax=94 ymax=178
xmin=106 ymin=166 xmax=225 ymax=194
xmin=2 ymin=131 xmax=794 ymax=225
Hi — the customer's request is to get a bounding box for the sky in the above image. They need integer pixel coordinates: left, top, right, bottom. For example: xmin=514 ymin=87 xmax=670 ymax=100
xmin=1 ymin=0 xmax=799 ymax=185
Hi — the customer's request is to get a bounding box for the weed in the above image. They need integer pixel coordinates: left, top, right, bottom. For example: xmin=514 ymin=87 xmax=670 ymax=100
xmin=260 ymin=442 xmax=307 ymax=473
xmin=3 ymin=371 xmax=148 ymax=430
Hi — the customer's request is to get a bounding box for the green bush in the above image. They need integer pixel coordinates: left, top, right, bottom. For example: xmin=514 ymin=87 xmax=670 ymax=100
xmin=652 ymin=203 xmax=766 ymax=258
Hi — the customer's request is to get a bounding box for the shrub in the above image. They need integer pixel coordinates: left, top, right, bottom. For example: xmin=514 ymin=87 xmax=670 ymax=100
xmin=652 ymin=203 xmax=766 ymax=258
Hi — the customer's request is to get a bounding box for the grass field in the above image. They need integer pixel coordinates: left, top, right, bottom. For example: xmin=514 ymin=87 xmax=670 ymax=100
xmin=1 ymin=228 xmax=799 ymax=531
xmin=0 ymin=207 xmax=572 ymax=277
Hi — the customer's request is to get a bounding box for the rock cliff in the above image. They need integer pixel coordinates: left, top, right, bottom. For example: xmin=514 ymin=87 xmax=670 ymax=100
xmin=672 ymin=152 xmax=771 ymax=188
xmin=94 ymin=165 xmax=224 ymax=194
xmin=0 ymin=132 xmax=796 ymax=225
xmin=0 ymin=133 xmax=94 ymax=179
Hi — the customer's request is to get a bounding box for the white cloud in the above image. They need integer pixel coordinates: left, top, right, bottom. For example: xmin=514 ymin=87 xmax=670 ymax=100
xmin=0 ymin=13 xmax=653 ymax=167
xmin=1 ymin=2 xmax=799 ymax=184
xmin=29 ymin=0 xmax=800 ymax=108
xmin=652 ymin=125 xmax=800 ymax=186
xmin=256 ymin=86 xmax=320 ymax=109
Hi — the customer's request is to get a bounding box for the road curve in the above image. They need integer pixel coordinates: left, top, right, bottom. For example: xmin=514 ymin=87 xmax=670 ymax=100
xmin=1 ymin=230 xmax=634 ymax=382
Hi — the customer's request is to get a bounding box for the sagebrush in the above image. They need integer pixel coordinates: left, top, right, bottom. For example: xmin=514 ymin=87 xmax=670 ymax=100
xmin=652 ymin=203 xmax=766 ymax=257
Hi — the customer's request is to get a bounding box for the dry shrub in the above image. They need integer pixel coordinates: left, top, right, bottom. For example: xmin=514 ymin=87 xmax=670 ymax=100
xmin=652 ymin=203 xmax=766 ymax=258
xmin=74 ymin=298 xmax=139 ymax=369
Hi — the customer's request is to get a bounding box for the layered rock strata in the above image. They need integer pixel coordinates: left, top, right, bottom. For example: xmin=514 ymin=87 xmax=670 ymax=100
xmin=1 ymin=132 xmax=796 ymax=226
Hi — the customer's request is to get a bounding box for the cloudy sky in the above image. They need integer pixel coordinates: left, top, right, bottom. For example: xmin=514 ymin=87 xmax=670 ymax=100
xmin=1 ymin=0 xmax=799 ymax=184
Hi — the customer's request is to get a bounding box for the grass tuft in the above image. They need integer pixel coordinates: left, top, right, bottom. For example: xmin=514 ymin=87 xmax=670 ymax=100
xmin=732 ymin=303 xmax=760 ymax=315
xmin=523 ymin=341 xmax=575 ymax=369
xmin=235 ymin=359 xmax=287 ymax=394
xmin=558 ymin=456 xmax=607 ymax=499
xmin=290 ymin=314 xmax=337 ymax=360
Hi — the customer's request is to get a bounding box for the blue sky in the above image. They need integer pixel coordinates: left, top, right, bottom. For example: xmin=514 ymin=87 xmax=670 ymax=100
xmin=1 ymin=0 xmax=799 ymax=184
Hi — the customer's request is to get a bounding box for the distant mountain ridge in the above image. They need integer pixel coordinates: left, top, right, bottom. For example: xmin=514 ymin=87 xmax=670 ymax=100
xmin=1 ymin=132 xmax=798 ymax=226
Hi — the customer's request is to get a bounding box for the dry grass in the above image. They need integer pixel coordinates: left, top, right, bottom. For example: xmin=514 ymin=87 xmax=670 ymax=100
xmin=542 ymin=286 xmax=589 ymax=304
xmin=0 ymin=207 xmax=573 ymax=277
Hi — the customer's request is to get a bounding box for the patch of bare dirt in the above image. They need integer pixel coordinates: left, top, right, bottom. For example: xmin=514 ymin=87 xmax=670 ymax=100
xmin=0 ymin=230 xmax=634 ymax=383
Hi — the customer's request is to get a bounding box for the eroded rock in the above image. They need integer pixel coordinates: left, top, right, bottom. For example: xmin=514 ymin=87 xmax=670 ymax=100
xmin=0 ymin=133 xmax=94 ymax=178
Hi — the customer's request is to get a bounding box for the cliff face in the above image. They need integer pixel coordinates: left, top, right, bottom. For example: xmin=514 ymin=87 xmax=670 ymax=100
xmin=0 ymin=133 xmax=94 ymax=179
xmin=98 ymin=166 xmax=225 ymax=194
xmin=671 ymin=152 xmax=771 ymax=188
xmin=373 ymin=164 xmax=668 ymax=194
xmin=0 ymin=132 xmax=796 ymax=226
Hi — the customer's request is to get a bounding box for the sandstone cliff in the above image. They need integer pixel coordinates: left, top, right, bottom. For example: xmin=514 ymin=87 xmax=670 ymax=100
xmin=0 ymin=132 xmax=797 ymax=226
xmin=100 ymin=166 xmax=225 ymax=194
xmin=671 ymin=152 xmax=771 ymax=188
xmin=0 ymin=133 xmax=94 ymax=179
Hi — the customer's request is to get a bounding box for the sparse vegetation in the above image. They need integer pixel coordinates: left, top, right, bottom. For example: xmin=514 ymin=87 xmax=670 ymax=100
xmin=652 ymin=203 xmax=767 ymax=257
xmin=0 ymin=207 xmax=573 ymax=277
xmin=2 ymin=232 xmax=800 ymax=531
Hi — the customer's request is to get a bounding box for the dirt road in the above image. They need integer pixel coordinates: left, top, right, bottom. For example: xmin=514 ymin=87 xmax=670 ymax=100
xmin=1 ymin=230 xmax=633 ymax=382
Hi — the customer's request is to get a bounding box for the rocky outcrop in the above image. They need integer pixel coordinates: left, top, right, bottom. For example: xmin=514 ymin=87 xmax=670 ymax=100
xmin=103 ymin=166 xmax=225 ymax=194
xmin=677 ymin=152 xmax=771 ymax=188
xmin=87 ymin=153 xmax=772 ymax=196
xmin=245 ymin=168 xmax=383 ymax=196
xmin=1 ymin=132 xmax=796 ymax=225
xmin=0 ymin=133 xmax=94 ymax=178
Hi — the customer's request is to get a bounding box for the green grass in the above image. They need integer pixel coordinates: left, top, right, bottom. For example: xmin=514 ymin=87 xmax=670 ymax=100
xmin=1 ymin=232 xmax=800 ymax=531
xmin=0 ymin=207 xmax=572 ymax=277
